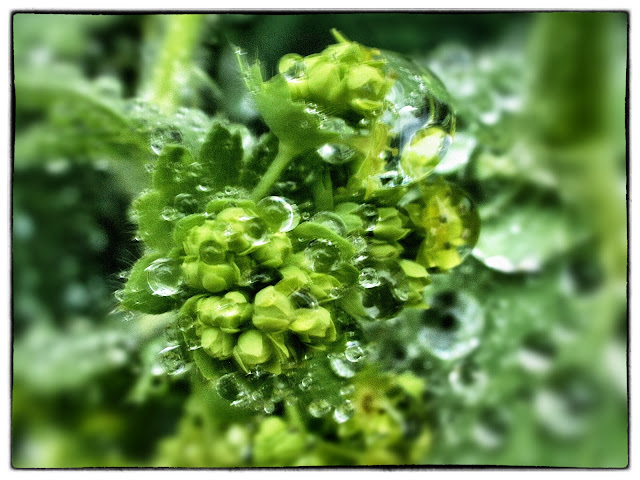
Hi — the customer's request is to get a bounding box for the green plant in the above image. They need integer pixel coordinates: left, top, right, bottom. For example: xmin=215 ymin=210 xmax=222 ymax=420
xmin=12 ymin=13 xmax=627 ymax=468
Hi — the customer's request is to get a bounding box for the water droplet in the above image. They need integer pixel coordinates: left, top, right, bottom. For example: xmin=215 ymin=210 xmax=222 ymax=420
xmin=150 ymin=126 xmax=183 ymax=155
xmin=448 ymin=362 xmax=488 ymax=403
xmin=345 ymin=341 xmax=365 ymax=363
xmin=199 ymin=240 xmax=226 ymax=265
xmin=157 ymin=345 xmax=190 ymax=376
xmin=308 ymin=399 xmax=332 ymax=418
xmin=161 ymin=207 xmax=182 ymax=222
xmin=216 ymin=373 xmax=244 ymax=402
xmin=174 ymin=193 xmax=198 ymax=214
xmin=357 ymin=204 xmax=379 ymax=232
xmin=257 ymin=196 xmax=300 ymax=232
xmin=304 ymin=238 xmax=342 ymax=273
xmin=299 ymin=373 xmax=313 ymax=391
xmin=418 ymin=290 xmax=484 ymax=361
xmin=310 ymin=212 xmax=347 ymax=235
xmin=328 ymin=353 xmax=355 ymax=378
xmin=145 ymin=258 xmax=182 ymax=296
xmin=289 ymin=290 xmax=319 ymax=309
xmin=263 ymin=401 xmax=276 ymax=415
xmin=279 ymin=53 xmax=306 ymax=82
xmin=316 ymin=143 xmax=358 ymax=165
xmin=333 ymin=400 xmax=355 ymax=423
xmin=340 ymin=384 xmax=355 ymax=397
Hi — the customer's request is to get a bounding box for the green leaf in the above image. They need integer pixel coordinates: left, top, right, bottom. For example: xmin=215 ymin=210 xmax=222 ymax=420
xmin=191 ymin=348 xmax=220 ymax=381
xmin=472 ymin=201 xmax=582 ymax=274
xmin=291 ymin=222 xmax=355 ymax=258
xmin=198 ymin=122 xmax=242 ymax=191
xmin=121 ymin=253 xmax=178 ymax=314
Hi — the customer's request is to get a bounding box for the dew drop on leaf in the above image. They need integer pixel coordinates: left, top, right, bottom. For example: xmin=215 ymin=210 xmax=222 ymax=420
xmin=316 ymin=143 xmax=358 ymax=165
xmin=157 ymin=345 xmax=190 ymax=376
xmin=145 ymin=257 xmax=183 ymax=296
xmin=328 ymin=352 xmax=356 ymax=378
xmin=333 ymin=400 xmax=355 ymax=423
xmin=344 ymin=341 xmax=365 ymax=363
xmin=257 ymin=196 xmax=300 ymax=233
xmin=417 ymin=290 xmax=484 ymax=361
xmin=308 ymin=399 xmax=332 ymax=418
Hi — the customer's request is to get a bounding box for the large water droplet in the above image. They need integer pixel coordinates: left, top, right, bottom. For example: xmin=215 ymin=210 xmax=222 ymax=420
xmin=257 ymin=196 xmax=300 ymax=233
xmin=279 ymin=53 xmax=307 ymax=82
xmin=146 ymin=258 xmax=183 ymax=296
xmin=310 ymin=212 xmax=347 ymax=236
xmin=199 ymin=240 xmax=226 ymax=265
xmin=418 ymin=290 xmax=484 ymax=361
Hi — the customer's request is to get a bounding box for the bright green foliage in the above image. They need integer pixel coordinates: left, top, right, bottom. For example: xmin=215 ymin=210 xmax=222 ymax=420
xmin=119 ymin=34 xmax=479 ymax=380
xmin=12 ymin=13 xmax=626 ymax=470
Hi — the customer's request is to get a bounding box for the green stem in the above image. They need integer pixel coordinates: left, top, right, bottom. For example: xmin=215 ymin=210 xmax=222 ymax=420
xmin=312 ymin=167 xmax=334 ymax=212
xmin=250 ymin=142 xmax=298 ymax=201
xmin=146 ymin=14 xmax=204 ymax=114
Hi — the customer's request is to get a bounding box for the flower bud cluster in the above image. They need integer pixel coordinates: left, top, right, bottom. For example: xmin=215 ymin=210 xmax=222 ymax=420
xmin=278 ymin=31 xmax=394 ymax=119
xmin=177 ymin=199 xmax=346 ymax=374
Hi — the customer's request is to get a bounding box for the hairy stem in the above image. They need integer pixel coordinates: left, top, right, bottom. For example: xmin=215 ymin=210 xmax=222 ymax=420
xmin=145 ymin=14 xmax=204 ymax=113
xmin=250 ymin=142 xmax=298 ymax=201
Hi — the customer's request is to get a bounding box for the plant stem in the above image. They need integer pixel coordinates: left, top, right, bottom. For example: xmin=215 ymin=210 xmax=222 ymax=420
xmin=312 ymin=167 xmax=334 ymax=212
xmin=146 ymin=14 xmax=204 ymax=114
xmin=250 ymin=142 xmax=298 ymax=201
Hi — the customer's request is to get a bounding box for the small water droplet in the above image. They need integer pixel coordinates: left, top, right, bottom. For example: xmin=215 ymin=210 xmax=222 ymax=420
xmin=161 ymin=207 xmax=182 ymax=222
xmin=333 ymin=400 xmax=355 ymax=423
xmin=299 ymin=373 xmax=313 ymax=391
xmin=308 ymin=399 xmax=332 ymax=418
xmin=157 ymin=345 xmax=190 ymax=376
xmin=304 ymin=238 xmax=342 ymax=273
xmin=145 ymin=258 xmax=182 ymax=296
xmin=174 ymin=193 xmax=198 ymax=214
xmin=345 ymin=341 xmax=365 ymax=363
xmin=150 ymin=126 xmax=183 ymax=155
xmin=216 ymin=373 xmax=244 ymax=402
xmin=328 ymin=353 xmax=355 ymax=378
xmin=316 ymin=143 xmax=358 ymax=165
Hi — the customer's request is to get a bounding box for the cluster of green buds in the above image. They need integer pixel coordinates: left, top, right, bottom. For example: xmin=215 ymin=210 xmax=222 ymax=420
xmin=120 ymin=30 xmax=479 ymax=382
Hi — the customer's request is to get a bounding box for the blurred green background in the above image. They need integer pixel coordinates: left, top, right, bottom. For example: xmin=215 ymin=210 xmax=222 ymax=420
xmin=12 ymin=12 xmax=627 ymax=467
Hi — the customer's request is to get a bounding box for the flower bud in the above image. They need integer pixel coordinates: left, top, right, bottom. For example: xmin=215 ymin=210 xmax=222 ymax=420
xmin=399 ymin=127 xmax=448 ymax=180
xmin=197 ymin=291 xmax=252 ymax=332
xmin=200 ymin=261 xmax=240 ymax=293
xmin=398 ymin=259 xmax=430 ymax=306
xmin=274 ymin=265 xmax=310 ymax=296
xmin=372 ymin=207 xmax=410 ymax=241
xmin=308 ymin=272 xmax=342 ymax=301
xmin=233 ymin=329 xmax=273 ymax=371
xmin=215 ymin=207 xmax=269 ymax=254
xmin=201 ymin=327 xmax=235 ymax=359
xmin=183 ymin=220 xmax=228 ymax=256
xmin=181 ymin=256 xmax=202 ymax=289
xmin=252 ymin=286 xmax=295 ymax=332
xmin=367 ymin=240 xmax=403 ymax=261
xmin=251 ymin=233 xmax=292 ymax=268
xmin=289 ymin=307 xmax=336 ymax=344
xmin=253 ymin=417 xmax=306 ymax=467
